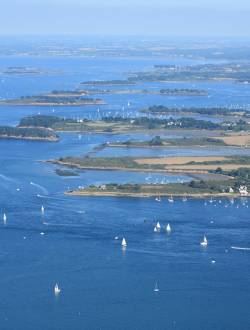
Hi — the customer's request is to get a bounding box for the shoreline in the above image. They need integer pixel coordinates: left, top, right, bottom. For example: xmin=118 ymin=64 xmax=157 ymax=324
xmin=0 ymin=135 xmax=59 ymax=142
xmin=65 ymin=190 xmax=245 ymax=199
xmin=0 ymin=101 xmax=106 ymax=107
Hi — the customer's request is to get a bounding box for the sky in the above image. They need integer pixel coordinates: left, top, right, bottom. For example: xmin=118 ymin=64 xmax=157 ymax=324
xmin=1 ymin=0 xmax=250 ymax=37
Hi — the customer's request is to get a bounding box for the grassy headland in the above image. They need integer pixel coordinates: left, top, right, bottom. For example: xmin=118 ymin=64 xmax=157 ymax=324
xmin=66 ymin=167 xmax=250 ymax=198
xmin=47 ymin=155 xmax=250 ymax=174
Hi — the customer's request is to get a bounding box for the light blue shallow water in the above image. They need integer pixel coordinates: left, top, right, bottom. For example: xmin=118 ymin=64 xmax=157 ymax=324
xmin=0 ymin=46 xmax=250 ymax=329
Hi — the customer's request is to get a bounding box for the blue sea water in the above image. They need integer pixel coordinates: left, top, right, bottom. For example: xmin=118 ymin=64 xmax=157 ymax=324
xmin=0 ymin=43 xmax=250 ymax=329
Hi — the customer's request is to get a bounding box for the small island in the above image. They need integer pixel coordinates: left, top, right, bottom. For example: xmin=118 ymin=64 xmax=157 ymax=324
xmin=0 ymin=126 xmax=59 ymax=141
xmin=55 ymin=168 xmax=79 ymax=176
xmin=1 ymin=66 xmax=46 ymax=75
xmin=80 ymin=79 xmax=136 ymax=86
xmin=73 ymin=88 xmax=207 ymax=96
xmin=0 ymin=94 xmax=105 ymax=107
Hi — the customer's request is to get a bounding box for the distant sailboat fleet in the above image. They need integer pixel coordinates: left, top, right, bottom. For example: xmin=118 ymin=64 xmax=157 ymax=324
xmin=2 ymin=192 xmax=249 ymax=302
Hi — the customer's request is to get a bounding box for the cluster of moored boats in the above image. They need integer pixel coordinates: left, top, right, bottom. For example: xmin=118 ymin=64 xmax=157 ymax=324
xmin=155 ymin=195 xmax=187 ymax=203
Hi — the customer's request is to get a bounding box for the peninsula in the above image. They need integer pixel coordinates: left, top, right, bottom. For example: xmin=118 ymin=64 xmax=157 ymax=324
xmin=66 ymin=167 xmax=250 ymax=198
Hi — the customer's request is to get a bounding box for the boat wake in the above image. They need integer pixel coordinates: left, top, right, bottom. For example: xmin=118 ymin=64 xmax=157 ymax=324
xmin=0 ymin=174 xmax=18 ymax=183
xmin=231 ymin=246 xmax=250 ymax=251
xmin=30 ymin=182 xmax=48 ymax=195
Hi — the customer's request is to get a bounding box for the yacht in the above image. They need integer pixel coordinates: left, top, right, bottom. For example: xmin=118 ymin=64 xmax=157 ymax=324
xmin=168 ymin=195 xmax=174 ymax=203
xmin=200 ymin=235 xmax=208 ymax=247
xmin=154 ymin=282 xmax=159 ymax=292
xmin=121 ymin=238 xmax=127 ymax=247
xmin=54 ymin=283 xmax=61 ymax=295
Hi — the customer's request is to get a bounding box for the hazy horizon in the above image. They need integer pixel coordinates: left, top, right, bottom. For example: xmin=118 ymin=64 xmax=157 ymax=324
xmin=1 ymin=0 xmax=250 ymax=37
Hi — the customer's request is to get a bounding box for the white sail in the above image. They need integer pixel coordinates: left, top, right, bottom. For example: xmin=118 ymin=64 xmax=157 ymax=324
xmin=54 ymin=283 xmax=61 ymax=295
xmin=154 ymin=226 xmax=158 ymax=232
xmin=154 ymin=282 xmax=159 ymax=292
xmin=121 ymin=238 xmax=127 ymax=247
xmin=3 ymin=213 xmax=7 ymax=224
xmin=168 ymin=195 xmax=174 ymax=203
xmin=156 ymin=222 xmax=161 ymax=229
xmin=200 ymin=235 xmax=208 ymax=246
xmin=41 ymin=205 xmax=45 ymax=213
xmin=166 ymin=223 xmax=171 ymax=232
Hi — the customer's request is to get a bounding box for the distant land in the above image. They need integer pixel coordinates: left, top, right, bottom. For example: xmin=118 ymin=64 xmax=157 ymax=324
xmin=75 ymin=88 xmax=207 ymax=96
xmin=80 ymin=80 xmax=135 ymax=86
xmin=0 ymin=66 xmax=47 ymax=75
xmin=129 ymin=63 xmax=250 ymax=83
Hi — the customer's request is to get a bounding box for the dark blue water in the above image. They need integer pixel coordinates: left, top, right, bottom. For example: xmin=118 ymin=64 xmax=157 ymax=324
xmin=0 ymin=44 xmax=250 ymax=330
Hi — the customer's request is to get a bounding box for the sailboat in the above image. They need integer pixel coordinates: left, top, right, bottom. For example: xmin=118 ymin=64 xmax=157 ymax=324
xmin=54 ymin=283 xmax=61 ymax=295
xmin=168 ymin=195 xmax=174 ymax=203
xmin=182 ymin=196 xmax=187 ymax=202
xmin=121 ymin=238 xmax=127 ymax=247
xmin=41 ymin=205 xmax=45 ymax=213
xmin=200 ymin=235 xmax=208 ymax=247
xmin=3 ymin=213 xmax=7 ymax=225
xmin=156 ymin=222 xmax=161 ymax=230
xmin=154 ymin=226 xmax=158 ymax=232
xmin=166 ymin=223 xmax=171 ymax=233
xmin=154 ymin=282 xmax=159 ymax=292
xmin=155 ymin=196 xmax=161 ymax=202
